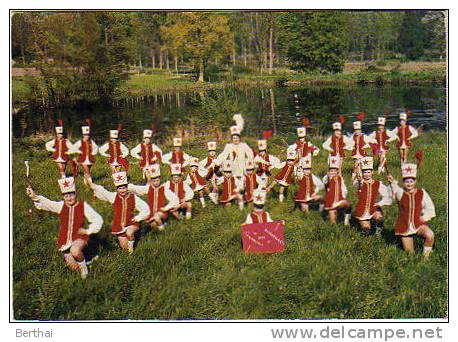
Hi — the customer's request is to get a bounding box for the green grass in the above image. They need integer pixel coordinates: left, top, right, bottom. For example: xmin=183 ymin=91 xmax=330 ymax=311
xmin=12 ymin=131 xmax=447 ymax=320
xmin=11 ymin=76 xmax=32 ymax=104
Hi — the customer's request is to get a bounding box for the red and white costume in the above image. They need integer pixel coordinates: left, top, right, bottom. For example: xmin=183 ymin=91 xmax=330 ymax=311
xmin=162 ymin=138 xmax=193 ymax=165
xmin=72 ymin=126 xmax=98 ymax=165
xmin=244 ymin=189 xmax=272 ymax=224
xmin=322 ymin=123 xmax=353 ymax=158
xmin=32 ymin=177 xmax=103 ymax=251
xmin=368 ymin=117 xmax=397 ymax=154
xmin=46 ymin=134 xmax=73 ymax=163
xmin=216 ymin=161 xmax=243 ymax=203
xmin=288 ymin=127 xmax=320 ymax=159
xmin=130 ymin=130 xmax=163 ymax=169
xmin=98 ymin=130 xmax=129 ymax=168
xmin=294 ymin=157 xmax=324 ymax=203
xmin=164 ymin=164 xmax=194 ymax=203
xmin=92 ymin=172 xmax=149 ymax=236
xmin=390 ymin=164 xmax=435 ymax=236
xmin=274 ymin=150 xmax=297 ymax=187
xmin=322 ymin=156 xmax=348 ymax=210
xmin=348 ymin=121 xmax=376 ymax=160
xmin=184 ymin=160 xmax=208 ymax=192
xmin=242 ymin=160 xmax=257 ymax=202
xmin=253 ymin=139 xmax=282 ymax=176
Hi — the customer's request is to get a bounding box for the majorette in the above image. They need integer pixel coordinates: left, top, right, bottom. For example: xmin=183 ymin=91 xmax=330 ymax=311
xmin=242 ymin=159 xmax=258 ymax=203
xmin=215 ymin=114 xmax=254 ymax=179
xmin=45 ymin=119 xmax=75 ymax=178
xmin=322 ymin=155 xmax=352 ymax=226
xmin=130 ymin=128 xmax=163 ymax=173
xmin=288 ymin=118 xmax=320 ymax=159
xmin=368 ymin=116 xmax=397 ymax=174
xmin=387 ymin=163 xmax=436 ymax=257
xmin=267 ymin=149 xmax=297 ymax=202
xmin=199 ymin=141 xmax=219 ymax=200
xmin=184 ymin=157 xmax=217 ymax=207
xmin=85 ymin=171 xmax=149 ymax=254
xmin=244 ymin=189 xmax=273 ymax=224
xmin=349 ymin=114 xmax=376 ymax=160
xmin=26 ymin=176 xmax=103 ymax=279
xmin=98 ymin=125 xmax=130 ymax=172
xmin=127 ymin=165 xmax=180 ymax=231
xmin=72 ymin=119 xmax=98 ymax=179
xmin=164 ymin=163 xmax=194 ymax=220
xmin=162 ymin=136 xmax=193 ymax=166
xmin=352 ymin=156 xmax=392 ymax=235
xmin=392 ymin=111 xmax=419 ymax=164
xmin=215 ymin=160 xmax=244 ymax=210
xmin=294 ymin=154 xmax=325 ymax=215
xmin=254 ymin=131 xmax=282 ymax=177
xmin=322 ymin=116 xmax=353 ymax=168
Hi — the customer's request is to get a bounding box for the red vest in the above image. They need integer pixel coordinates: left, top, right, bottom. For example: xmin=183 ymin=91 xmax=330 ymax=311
xmin=107 ymin=141 xmax=122 ymax=164
xmin=244 ymin=173 xmax=257 ymax=202
xmin=375 ymin=130 xmax=389 ymax=151
xmin=395 ymin=189 xmax=424 ymax=235
xmin=352 ymin=134 xmax=367 ymax=158
xmin=396 ymin=126 xmax=412 ymax=149
xmin=58 ymin=201 xmax=87 ymax=250
xmin=324 ymin=175 xmax=345 ymax=209
xmin=204 ymin=156 xmax=215 ymax=179
xmin=169 ymin=180 xmax=185 ymax=202
xmin=147 ymin=185 xmax=166 ymax=217
xmin=220 ymin=176 xmax=237 ymax=203
xmin=189 ymin=170 xmax=207 ymax=190
xmin=355 ymin=180 xmax=380 ymax=218
xmin=139 ymin=143 xmax=153 ymax=167
xmin=275 ymin=164 xmax=295 ymax=185
xmin=53 ymin=138 xmax=69 ymax=161
xmin=111 ymin=193 xmax=137 ymax=233
xmin=256 ymin=153 xmax=271 ymax=176
xmin=77 ymin=139 xmax=95 ymax=164
xmin=330 ymin=135 xmax=345 ymax=157
xmin=171 ymin=150 xmax=185 ymax=164
xmin=250 ymin=210 xmax=268 ymax=224
xmin=295 ymin=139 xmax=316 ymax=158
xmin=295 ymin=174 xmax=316 ymax=202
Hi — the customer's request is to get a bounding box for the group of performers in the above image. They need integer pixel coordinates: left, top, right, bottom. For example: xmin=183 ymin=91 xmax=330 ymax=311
xmin=26 ymin=112 xmax=436 ymax=279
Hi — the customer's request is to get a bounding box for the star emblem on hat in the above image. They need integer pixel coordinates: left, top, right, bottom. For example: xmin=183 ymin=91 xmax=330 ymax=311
xmin=62 ymin=180 xmax=70 ymax=187
xmin=332 ymin=159 xmax=337 ymax=164
xmin=363 ymin=159 xmax=369 ymax=165
xmin=404 ymin=166 xmax=413 ymax=173
xmin=255 ymin=194 xmax=263 ymax=202
xmin=116 ymin=175 xmax=124 ymax=181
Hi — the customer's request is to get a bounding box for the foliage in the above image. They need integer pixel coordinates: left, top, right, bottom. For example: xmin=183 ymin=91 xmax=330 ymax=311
xmin=398 ymin=11 xmax=428 ymax=60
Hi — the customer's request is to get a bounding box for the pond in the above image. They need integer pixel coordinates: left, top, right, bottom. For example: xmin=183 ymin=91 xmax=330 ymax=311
xmin=12 ymin=84 xmax=446 ymax=144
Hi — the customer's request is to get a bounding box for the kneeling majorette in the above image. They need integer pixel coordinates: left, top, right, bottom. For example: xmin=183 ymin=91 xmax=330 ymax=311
xmin=352 ymin=156 xmax=392 ymax=235
xmin=45 ymin=120 xmax=75 ymax=178
xmin=85 ymin=172 xmax=149 ymax=254
xmin=184 ymin=157 xmax=217 ymax=207
xmin=215 ymin=160 xmax=244 ymax=210
xmin=267 ymin=149 xmax=297 ymax=202
xmin=392 ymin=112 xmax=419 ymax=164
xmin=294 ymin=155 xmax=325 ymax=215
xmin=26 ymin=177 xmax=103 ymax=279
xmin=128 ymin=165 xmax=180 ymax=231
xmin=98 ymin=126 xmax=130 ymax=173
xmin=322 ymin=118 xmax=353 ymax=172
xmin=253 ymin=133 xmax=282 ymax=177
xmin=72 ymin=119 xmax=98 ymax=180
xmin=162 ymin=137 xmax=193 ymax=166
xmin=244 ymin=189 xmax=273 ymax=224
xmin=323 ymin=155 xmax=352 ymax=226
xmin=350 ymin=116 xmax=376 ymax=180
xmin=368 ymin=116 xmax=397 ymax=174
xmin=387 ymin=163 xmax=436 ymax=257
xmin=242 ymin=159 xmax=258 ymax=203
xmin=165 ymin=163 xmax=194 ymax=220
xmin=130 ymin=128 xmax=163 ymax=176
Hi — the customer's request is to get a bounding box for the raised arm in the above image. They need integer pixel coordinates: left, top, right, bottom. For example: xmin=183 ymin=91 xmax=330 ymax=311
xmin=130 ymin=144 xmax=142 ymax=159
xmin=98 ymin=142 xmax=109 ymax=157
xmin=45 ymin=139 xmax=56 ymax=153
xmin=92 ymin=184 xmax=117 ymax=203
xmin=29 ymin=193 xmax=63 ymax=214
xmin=322 ymin=136 xmax=332 ymax=152
xmin=127 ymin=183 xmax=149 ymax=196
xmin=83 ymin=202 xmax=103 ymax=234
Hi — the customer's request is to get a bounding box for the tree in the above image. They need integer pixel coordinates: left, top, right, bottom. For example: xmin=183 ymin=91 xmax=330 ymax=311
xmin=398 ymin=11 xmax=427 ymax=60
xmin=161 ymin=12 xmax=233 ymax=82
xmin=422 ymin=11 xmax=447 ymax=60
xmin=277 ymin=11 xmax=347 ymax=73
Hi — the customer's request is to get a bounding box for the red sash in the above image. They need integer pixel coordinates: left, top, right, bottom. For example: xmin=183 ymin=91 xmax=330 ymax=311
xmin=189 ymin=170 xmax=207 ymax=189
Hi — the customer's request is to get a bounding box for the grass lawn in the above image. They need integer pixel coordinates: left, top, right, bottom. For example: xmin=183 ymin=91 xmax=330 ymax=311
xmin=12 ymin=131 xmax=447 ymax=320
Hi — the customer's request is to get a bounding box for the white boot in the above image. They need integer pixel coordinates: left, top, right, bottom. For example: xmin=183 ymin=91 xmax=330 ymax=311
xmin=209 ymin=193 xmax=218 ymax=204
xmin=186 ymin=212 xmax=192 ymax=220
xmin=344 ymin=214 xmax=351 ymax=226
xmin=78 ymin=260 xmax=88 ymax=279
xmin=423 ymin=246 xmax=433 ymax=258
xmin=279 ymin=194 xmax=284 ymax=202
xmin=319 ymin=203 xmax=324 ymax=212
xmin=200 ymin=197 xmax=206 ymax=208
xmin=158 ymin=224 xmax=166 ymax=231
xmin=127 ymin=240 xmax=134 ymax=254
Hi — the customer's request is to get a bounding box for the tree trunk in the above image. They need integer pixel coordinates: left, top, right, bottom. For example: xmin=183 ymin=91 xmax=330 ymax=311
xmin=152 ymin=53 xmax=155 ymax=69
xmin=166 ymin=51 xmax=170 ymax=70
xmin=174 ymin=56 xmax=178 ymax=73
xmin=269 ymin=88 xmax=277 ymax=135
xmin=243 ymin=43 xmax=247 ymax=66
xmin=159 ymin=51 xmax=163 ymax=69
xmin=269 ymin=22 xmax=274 ymax=75
xmin=198 ymin=60 xmax=204 ymax=82
xmin=232 ymin=38 xmax=236 ymax=66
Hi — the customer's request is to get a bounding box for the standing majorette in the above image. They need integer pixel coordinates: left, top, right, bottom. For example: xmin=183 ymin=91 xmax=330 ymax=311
xmin=350 ymin=114 xmax=377 ymax=180
xmin=130 ymin=128 xmax=163 ymax=175
xmin=85 ymin=172 xmax=149 ymax=254
xmin=244 ymin=189 xmax=273 ymax=224
xmin=288 ymin=118 xmax=320 ymax=160
xmin=323 ymin=155 xmax=352 ymax=226
xmin=98 ymin=125 xmax=130 ymax=173
xmin=294 ymin=155 xmax=325 ymax=215
xmin=165 ymin=163 xmax=194 ymax=220
xmin=387 ymin=164 xmax=436 ymax=257
xmin=215 ymin=114 xmax=254 ymax=181
xmin=242 ymin=159 xmax=258 ymax=203
xmin=45 ymin=119 xmax=74 ymax=178
xmin=253 ymin=131 xmax=282 ymax=177
xmin=215 ymin=160 xmax=244 ymax=210
xmin=200 ymin=141 xmax=219 ymax=197
xmin=352 ymin=156 xmax=392 ymax=235
xmin=267 ymin=149 xmax=297 ymax=202
xmin=72 ymin=119 xmax=98 ymax=179
xmin=184 ymin=157 xmax=216 ymax=207
xmin=162 ymin=137 xmax=193 ymax=166
xmin=368 ymin=116 xmax=397 ymax=174
xmin=322 ymin=116 xmax=353 ymax=171
xmin=26 ymin=177 xmax=103 ymax=279
xmin=392 ymin=112 xmax=419 ymax=164
xmin=128 ymin=165 xmax=179 ymax=231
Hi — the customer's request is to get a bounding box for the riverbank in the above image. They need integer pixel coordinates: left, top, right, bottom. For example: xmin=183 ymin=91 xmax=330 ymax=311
xmin=12 ymin=61 xmax=446 ymax=105
xmin=12 ymin=131 xmax=447 ymax=319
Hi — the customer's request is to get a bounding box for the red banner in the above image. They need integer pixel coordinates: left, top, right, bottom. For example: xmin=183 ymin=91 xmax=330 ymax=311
xmin=242 ymin=220 xmax=285 ymax=254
